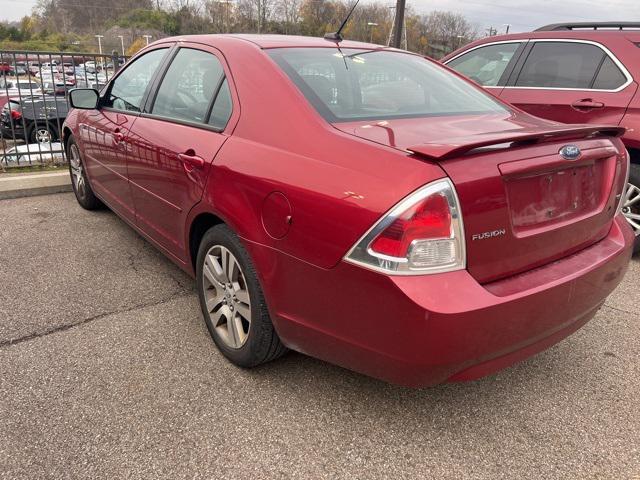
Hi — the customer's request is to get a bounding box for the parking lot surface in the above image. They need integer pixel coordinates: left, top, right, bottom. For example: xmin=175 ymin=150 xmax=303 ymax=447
xmin=0 ymin=193 xmax=638 ymax=479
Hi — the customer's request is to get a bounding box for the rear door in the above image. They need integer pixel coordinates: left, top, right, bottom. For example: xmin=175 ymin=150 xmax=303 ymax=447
xmin=500 ymin=40 xmax=637 ymax=126
xmin=126 ymin=44 xmax=237 ymax=262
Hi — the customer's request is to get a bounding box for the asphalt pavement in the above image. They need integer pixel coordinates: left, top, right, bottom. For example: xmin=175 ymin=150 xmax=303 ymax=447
xmin=0 ymin=193 xmax=638 ymax=479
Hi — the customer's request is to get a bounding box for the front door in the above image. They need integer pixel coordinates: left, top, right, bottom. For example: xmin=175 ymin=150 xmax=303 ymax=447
xmin=126 ymin=45 xmax=236 ymax=262
xmin=80 ymin=46 xmax=170 ymax=221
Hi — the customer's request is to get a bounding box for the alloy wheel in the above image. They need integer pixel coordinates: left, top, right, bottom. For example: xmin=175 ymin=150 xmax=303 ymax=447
xmin=35 ymin=128 xmax=52 ymax=143
xmin=69 ymin=144 xmax=86 ymax=199
xmin=202 ymin=245 xmax=252 ymax=349
xmin=622 ymin=182 xmax=640 ymax=236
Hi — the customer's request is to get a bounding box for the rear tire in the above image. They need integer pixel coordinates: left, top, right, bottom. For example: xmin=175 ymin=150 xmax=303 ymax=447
xmin=624 ymin=164 xmax=640 ymax=255
xmin=196 ymin=224 xmax=287 ymax=367
xmin=67 ymin=136 xmax=102 ymax=210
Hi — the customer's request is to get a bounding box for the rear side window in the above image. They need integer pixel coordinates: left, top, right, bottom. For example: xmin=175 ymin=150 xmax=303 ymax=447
xmin=447 ymin=43 xmax=521 ymax=86
xmin=592 ymin=56 xmax=627 ymax=90
xmin=105 ymin=48 xmax=168 ymax=112
xmin=208 ymin=78 xmax=233 ymax=130
xmin=515 ymin=42 xmax=605 ymax=89
xmin=152 ymin=48 xmax=225 ymax=123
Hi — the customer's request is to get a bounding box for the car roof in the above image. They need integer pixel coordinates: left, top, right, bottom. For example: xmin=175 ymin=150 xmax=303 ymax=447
xmin=458 ymin=27 xmax=640 ymax=47
xmin=155 ymin=33 xmax=389 ymax=50
xmin=442 ymin=27 xmax=640 ymax=63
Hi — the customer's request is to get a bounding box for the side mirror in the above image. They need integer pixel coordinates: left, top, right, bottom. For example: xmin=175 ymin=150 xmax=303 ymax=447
xmin=69 ymin=88 xmax=99 ymax=110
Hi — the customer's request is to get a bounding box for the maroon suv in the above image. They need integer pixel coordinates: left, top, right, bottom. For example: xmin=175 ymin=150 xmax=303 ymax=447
xmin=443 ymin=22 xmax=640 ymax=251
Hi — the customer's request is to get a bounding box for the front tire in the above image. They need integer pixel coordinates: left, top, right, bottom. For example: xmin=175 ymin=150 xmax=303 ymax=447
xmin=196 ymin=225 xmax=287 ymax=367
xmin=67 ymin=136 xmax=102 ymax=210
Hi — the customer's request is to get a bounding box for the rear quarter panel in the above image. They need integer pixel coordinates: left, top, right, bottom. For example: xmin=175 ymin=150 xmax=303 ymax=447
xmin=190 ymin=38 xmax=446 ymax=269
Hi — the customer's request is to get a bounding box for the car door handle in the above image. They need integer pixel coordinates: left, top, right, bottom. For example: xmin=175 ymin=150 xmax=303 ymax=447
xmin=112 ymin=130 xmax=124 ymax=144
xmin=571 ymin=99 xmax=605 ymax=111
xmin=178 ymin=152 xmax=205 ymax=170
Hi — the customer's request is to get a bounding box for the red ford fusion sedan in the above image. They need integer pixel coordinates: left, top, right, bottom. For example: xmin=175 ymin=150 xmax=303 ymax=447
xmin=63 ymin=35 xmax=634 ymax=387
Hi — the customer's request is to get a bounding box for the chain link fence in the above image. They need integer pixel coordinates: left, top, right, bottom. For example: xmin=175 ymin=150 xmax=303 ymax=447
xmin=0 ymin=50 xmax=126 ymax=170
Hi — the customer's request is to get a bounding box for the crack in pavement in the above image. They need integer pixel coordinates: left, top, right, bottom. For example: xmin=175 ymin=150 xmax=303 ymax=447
xmin=602 ymin=303 xmax=637 ymax=316
xmin=0 ymin=290 xmax=194 ymax=350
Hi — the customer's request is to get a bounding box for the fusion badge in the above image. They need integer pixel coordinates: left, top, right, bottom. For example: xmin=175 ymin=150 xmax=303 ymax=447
xmin=472 ymin=228 xmax=506 ymax=241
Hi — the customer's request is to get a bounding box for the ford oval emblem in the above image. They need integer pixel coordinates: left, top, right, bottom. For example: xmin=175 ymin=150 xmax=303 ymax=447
xmin=559 ymin=144 xmax=581 ymax=161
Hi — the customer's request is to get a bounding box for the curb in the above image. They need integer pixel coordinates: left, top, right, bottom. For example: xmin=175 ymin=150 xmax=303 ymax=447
xmin=0 ymin=171 xmax=72 ymax=200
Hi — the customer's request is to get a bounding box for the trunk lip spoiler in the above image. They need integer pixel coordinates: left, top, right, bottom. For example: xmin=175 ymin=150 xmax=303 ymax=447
xmin=407 ymin=125 xmax=625 ymax=160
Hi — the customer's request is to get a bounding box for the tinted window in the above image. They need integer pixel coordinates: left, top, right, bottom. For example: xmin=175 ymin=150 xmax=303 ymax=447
xmin=516 ymin=42 xmax=605 ymax=89
xmin=447 ymin=43 xmax=520 ymax=86
xmin=105 ymin=48 xmax=168 ymax=112
xmin=152 ymin=48 xmax=225 ymax=123
xmin=270 ymin=48 xmax=507 ymax=122
xmin=593 ymin=56 xmax=627 ymax=90
xmin=208 ymin=78 xmax=233 ymax=130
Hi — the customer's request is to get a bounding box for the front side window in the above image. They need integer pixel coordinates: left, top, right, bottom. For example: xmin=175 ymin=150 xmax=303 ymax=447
xmin=269 ymin=48 xmax=507 ymax=122
xmin=447 ymin=43 xmax=521 ymax=86
xmin=151 ymin=48 xmax=225 ymax=123
xmin=515 ymin=42 xmax=607 ymax=89
xmin=105 ymin=48 xmax=168 ymax=112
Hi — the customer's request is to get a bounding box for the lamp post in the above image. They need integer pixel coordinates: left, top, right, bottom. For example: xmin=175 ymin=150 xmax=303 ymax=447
xmin=391 ymin=0 xmax=406 ymax=48
xmin=367 ymin=22 xmax=378 ymax=43
xmin=503 ymin=24 xmax=511 ymax=34
xmin=456 ymin=34 xmax=464 ymax=49
xmin=117 ymin=35 xmax=125 ymax=56
xmin=94 ymin=35 xmax=104 ymax=55
xmin=143 ymin=35 xmax=153 ymax=46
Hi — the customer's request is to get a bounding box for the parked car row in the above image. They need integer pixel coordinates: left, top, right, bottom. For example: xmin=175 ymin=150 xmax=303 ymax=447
xmin=62 ymin=32 xmax=634 ymax=388
xmin=0 ymin=62 xmax=26 ymax=76
xmin=1 ymin=96 xmax=69 ymax=143
xmin=0 ymin=75 xmax=105 ymax=145
xmin=0 ymin=78 xmax=42 ymax=97
xmin=443 ymin=22 xmax=640 ymax=249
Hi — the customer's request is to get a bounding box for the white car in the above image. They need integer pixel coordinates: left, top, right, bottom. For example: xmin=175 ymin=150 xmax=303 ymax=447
xmin=1 ymin=79 xmax=42 ymax=97
xmin=40 ymin=63 xmax=59 ymax=72
xmin=1 ymin=142 xmax=64 ymax=166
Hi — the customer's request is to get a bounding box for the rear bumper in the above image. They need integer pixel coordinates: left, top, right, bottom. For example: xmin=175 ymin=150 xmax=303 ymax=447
xmin=255 ymin=215 xmax=634 ymax=388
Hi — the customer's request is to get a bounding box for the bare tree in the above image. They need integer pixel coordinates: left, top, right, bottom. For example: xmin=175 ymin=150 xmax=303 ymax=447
xmin=275 ymin=0 xmax=301 ymax=34
xmin=28 ymin=0 xmax=478 ymax=58
xmin=420 ymin=10 xmax=478 ymax=57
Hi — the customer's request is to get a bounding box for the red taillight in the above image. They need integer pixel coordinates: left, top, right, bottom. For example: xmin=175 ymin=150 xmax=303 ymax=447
xmin=10 ymin=110 xmax=22 ymax=120
xmin=370 ymin=193 xmax=452 ymax=257
xmin=344 ymin=179 xmax=465 ymax=275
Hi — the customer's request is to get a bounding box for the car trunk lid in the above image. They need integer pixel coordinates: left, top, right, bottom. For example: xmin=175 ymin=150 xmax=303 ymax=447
xmin=334 ymin=115 xmax=627 ymax=283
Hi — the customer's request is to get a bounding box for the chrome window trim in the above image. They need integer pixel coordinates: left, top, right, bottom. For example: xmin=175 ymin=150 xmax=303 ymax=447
xmin=446 ymin=38 xmax=633 ymax=93
xmin=444 ymin=40 xmax=525 ymax=65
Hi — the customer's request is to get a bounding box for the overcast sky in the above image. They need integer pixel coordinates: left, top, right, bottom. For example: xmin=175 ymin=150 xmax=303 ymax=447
xmin=0 ymin=0 xmax=638 ymax=33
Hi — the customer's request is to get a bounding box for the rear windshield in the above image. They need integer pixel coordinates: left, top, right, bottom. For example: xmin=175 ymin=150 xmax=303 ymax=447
xmin=269 ymin=48 xmax=507 ymax=122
